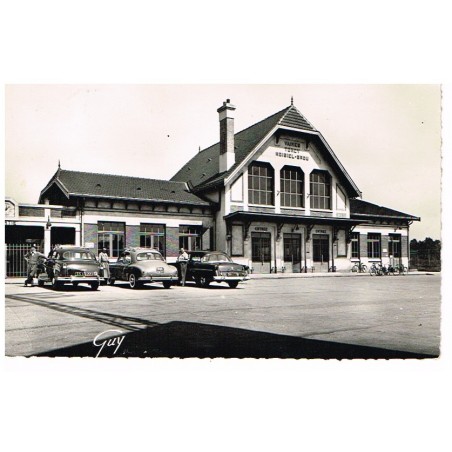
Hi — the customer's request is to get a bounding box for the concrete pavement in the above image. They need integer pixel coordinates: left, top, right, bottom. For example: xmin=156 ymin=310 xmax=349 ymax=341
xmin=5 ymin=273 xmax=441 ymax=358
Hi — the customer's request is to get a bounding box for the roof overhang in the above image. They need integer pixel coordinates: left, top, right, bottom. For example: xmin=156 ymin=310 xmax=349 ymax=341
xmin=351 ymin=213 xmax=421 ymax=222
xmin=224 ymin=211 xmax=368 ymax=227
xmin=39 ymin=179 xmax=70 ymax=202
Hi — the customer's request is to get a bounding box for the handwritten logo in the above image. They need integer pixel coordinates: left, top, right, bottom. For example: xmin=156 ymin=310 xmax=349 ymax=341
xmin=93 ymin=329 xmax=125 ymax=358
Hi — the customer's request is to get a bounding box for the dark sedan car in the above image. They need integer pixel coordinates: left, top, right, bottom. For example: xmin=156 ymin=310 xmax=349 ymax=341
xmin=38 ymin=247 xmax=103 ymax=290
xmin=171 ymin=251 xmax=250 ymax=288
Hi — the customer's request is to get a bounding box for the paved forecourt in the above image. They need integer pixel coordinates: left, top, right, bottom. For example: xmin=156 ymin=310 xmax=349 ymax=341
xmin=4 ymin=274 xmax=441 ymax=358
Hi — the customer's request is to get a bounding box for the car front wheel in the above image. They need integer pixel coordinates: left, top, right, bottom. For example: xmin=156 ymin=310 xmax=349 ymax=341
xmin=90 ymin=282 xmax=99 ymax=290
xmin=228 ymin=281 xmax=239 ymax=289
xmin=52 ymin=277 xmax=62 ymax=290
xmin=199 ymin=276 xmax=210 ymax=288
xmin=163 ymin=281 xmax=172 ymax=289
xmin=129 ymin=273 xmax=141 ymax=289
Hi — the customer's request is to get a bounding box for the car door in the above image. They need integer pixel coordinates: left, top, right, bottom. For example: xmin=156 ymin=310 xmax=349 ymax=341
xmin=121 ymin=252 xmax=132 ymax=279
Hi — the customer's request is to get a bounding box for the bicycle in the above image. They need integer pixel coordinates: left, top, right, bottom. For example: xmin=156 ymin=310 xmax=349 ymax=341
xmin=393 ymin=263 xmax=408 ymax=275
xmin=351 ymin=262 xmax=367 ymax=273
xmin=369 ymin=262 xmax=384 ymax=276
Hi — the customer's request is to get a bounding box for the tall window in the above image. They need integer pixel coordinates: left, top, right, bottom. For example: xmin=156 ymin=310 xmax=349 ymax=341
xmin=179 ymin=225 xmax=202 ymax=251
xmin=248 ymin=162 xmax=274 ymax=205
xmin=140 ymin=224 xmax=165 ymax=256
xmin=351 ymin=232 xmax=360 ymax=258
xmin=310 ymin=170 xmax=331 ymax=210
xmin=367 ymin=233 xmax=381 ymax=259
xmin=280 ymin=166 xmax=304 ymax=208
xmin=98 ymin=222 xmax=125 ymax=257
xmin=388 ymin=234 xmax=401 ymax=258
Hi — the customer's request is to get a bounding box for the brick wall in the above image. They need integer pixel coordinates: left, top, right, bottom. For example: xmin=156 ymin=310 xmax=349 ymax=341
xmin=166 ymin=227 xmax=179 ymax=258
xmin=84 ymin=223 xmax=98 ymax=252
xmin=401 ymin=235 xmax=408 ymax=257
xmin=360 ymin=233 xmax=367 ymax=258
xmin=19 ymin=207 xmax=45 ymax=217
xmin=126 ymin=225 xmax=140 ymax=248
xmin=381 ymin=235 xmax=389 ymax=258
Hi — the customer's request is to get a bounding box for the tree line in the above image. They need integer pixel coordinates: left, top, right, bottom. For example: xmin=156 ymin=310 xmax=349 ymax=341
xmin=410 ymin=238 xmax=441 ymax=271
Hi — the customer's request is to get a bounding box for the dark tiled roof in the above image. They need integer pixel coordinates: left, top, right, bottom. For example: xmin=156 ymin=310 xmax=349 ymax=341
xmin=39 ymin=169 xmax=211 ymax=206
xmin=171 ymin=105 xmax=317 ymax=191
xmin=350 ymin=199 xmax=420 ymax=221
xmin=171 ymin=104 xmax=360 ymax=197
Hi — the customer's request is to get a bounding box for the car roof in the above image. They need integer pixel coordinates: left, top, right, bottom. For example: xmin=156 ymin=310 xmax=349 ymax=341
xmin=124 ymin=248 xmax=161 ymax=253
xmin=58 ymin=247 xmax=94 ymax=253
xmin=190 ymin=251 xmax=227 ymax=256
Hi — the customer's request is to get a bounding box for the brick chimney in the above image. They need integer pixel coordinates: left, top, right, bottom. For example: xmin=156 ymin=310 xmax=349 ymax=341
xmin=217 ymin=99 xmax=236 ymax=173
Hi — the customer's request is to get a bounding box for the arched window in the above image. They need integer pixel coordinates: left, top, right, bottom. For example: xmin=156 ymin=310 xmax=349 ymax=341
xmin=248 ymin=162 xmax=274 ymax=205
xmin=310 ymin=170 xmax=331 ymax=210
xmin=280 ymin=166 xmax=304 ymax=208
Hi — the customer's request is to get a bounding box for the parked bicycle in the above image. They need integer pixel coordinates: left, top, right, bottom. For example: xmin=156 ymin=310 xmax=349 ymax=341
xmin=369 ymin=262 xmax=407 ymax=276
xmin=392 ymin=263 xmax=408 ymax=275
xmin=369 ymin=262 xmax=384 ymax=276
xmin=351 ymin=262 xmax=367 ymax=273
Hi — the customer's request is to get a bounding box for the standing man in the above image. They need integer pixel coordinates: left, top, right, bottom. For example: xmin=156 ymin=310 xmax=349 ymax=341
xmin=177 ymin=247 xmax=189 ymax=286
xmin=98 ymin=248 xmax=110 ymax=281
xmin=24 ymin=246 xmax=46 ymax=287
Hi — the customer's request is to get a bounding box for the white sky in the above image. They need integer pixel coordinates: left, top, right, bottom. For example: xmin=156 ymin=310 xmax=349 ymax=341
xmin=5 ymin=84 xmax=441 ymax=240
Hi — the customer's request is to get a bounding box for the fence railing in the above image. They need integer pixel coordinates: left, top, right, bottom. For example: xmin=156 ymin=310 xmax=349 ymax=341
xmin=5 ymin=244 xmax=33 ymax=277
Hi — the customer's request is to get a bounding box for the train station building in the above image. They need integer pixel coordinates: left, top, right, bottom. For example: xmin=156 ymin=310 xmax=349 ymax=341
xmin=5 ymin=99 xmax=420 ymax=276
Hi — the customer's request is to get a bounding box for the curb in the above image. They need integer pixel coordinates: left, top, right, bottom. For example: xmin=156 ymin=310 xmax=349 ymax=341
xmin=4 ymin=272 xmax=438 ymax=284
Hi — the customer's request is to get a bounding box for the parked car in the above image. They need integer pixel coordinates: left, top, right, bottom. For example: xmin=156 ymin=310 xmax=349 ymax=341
xmin=108 ymin=248 xmax=178 ymax=289
xmin=38 ymin=247 xmax=103 ymax=290
xmin=171 ymin=251 xmax=250 ymax=288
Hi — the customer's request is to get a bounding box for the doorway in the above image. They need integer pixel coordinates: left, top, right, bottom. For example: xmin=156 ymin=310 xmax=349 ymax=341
xmin=251 ymin=232 xmax=272 ymax=273
xmin=51 ymin=227 xmax=75 ymax=246
xmin=312 ymin=234 xmax=329 ymax=272
xmin=283 ymin=233 xmax=302 ymax=273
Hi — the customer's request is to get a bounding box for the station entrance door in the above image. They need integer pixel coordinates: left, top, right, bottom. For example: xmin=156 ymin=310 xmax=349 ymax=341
xmin=251 ymin=232 xmax=271 ymax=273
xmin=312 ymin=234 xmax=329 ymax=272
xmin=283 ymin=233 xmax=302 ymax=273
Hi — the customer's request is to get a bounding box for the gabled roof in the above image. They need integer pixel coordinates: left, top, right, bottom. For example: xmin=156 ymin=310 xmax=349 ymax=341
xmin=171 ymin=106 xmax=293 ymax=190
xmin=39 ymin=169 xmax=212 ymax=206
xmin=350 ymin=199 xmax=420 ymax=221
xmin=170 ymin=104 xmax=361 ymax=197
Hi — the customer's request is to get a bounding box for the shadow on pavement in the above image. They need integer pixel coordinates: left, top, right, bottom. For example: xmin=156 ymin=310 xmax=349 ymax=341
xmin=36 ymin=321 xmax=437 ymax=359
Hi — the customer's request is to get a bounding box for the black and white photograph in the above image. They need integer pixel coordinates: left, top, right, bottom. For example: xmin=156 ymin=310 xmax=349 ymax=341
xmin=4 ymin=84 xmax=442 ymax=359
xmin=1 ymin=2 xmax=451 ymax=452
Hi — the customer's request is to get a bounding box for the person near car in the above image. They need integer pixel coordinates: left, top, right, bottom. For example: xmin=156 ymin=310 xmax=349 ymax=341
xmin=98 ymin=248 xmax=110 ymax=279
xmin=177 ymin=247 xmax=189 ymax=286
xmin=24 ymin=246 xmax=46 ymax=286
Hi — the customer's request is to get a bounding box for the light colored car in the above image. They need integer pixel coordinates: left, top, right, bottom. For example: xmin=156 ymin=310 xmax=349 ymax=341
xmin=108 ymin=248 xmax=178 ymax=289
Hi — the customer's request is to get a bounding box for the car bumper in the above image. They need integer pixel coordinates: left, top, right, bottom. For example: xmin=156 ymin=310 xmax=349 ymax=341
xmin=213 ymin=275 xmax=250 ymax=282
xmin=138 ymin=275 xmax=178 ymax=282
xmin=56 ymin=276 xmax=100 ymax=283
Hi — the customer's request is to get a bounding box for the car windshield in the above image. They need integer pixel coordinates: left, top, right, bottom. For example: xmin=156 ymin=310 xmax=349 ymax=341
xmin=136 ymin=252 xmax=164 ymax=261
xmin=202 ymin=253 xmax=232 ymax=263
xmin=62 ymin=251 xmax=96 ymax=261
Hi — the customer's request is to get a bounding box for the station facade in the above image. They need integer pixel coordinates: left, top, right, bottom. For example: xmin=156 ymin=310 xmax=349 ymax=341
xmin=5 ymin=99 xmax=419 ymax=276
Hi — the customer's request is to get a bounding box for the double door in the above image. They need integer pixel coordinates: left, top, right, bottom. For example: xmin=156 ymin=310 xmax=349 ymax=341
xmin=251 ymin=232 xmax=271 ymax=273
xmin=312 ymin=234 xmax=329 ymax=271
xmin=283 ymin=233 xmax=302 ymax=273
